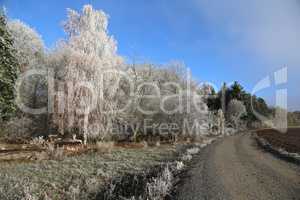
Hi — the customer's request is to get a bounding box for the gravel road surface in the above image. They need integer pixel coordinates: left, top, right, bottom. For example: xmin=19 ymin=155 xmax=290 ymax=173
xmin=175 ymin=133 xmax=300 ymax=200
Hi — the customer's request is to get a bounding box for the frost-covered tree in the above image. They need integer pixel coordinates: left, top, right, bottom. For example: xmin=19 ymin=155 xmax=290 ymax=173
xmin=7 ymin=20 xmax=44 ymax=71
xmin=63 ymin=5 xmax=122 ymax=65
xmin=48 ymin=5 xmax=210 ymax=143
xmin=122 ymin=62 xmax=210 ymax=141
xmin=7 ymin=19 xmax=48 ymax=135
xmin=227 ymin=99 xmax=246 ymax=129
xmin=8 ymin=20 xmax=47 ymax=109
xmin=50 ymin=5 xmax=123 ymax=143
xmin=0 ymin=12 xmax=19 ymax=121
xmin=123 ymin=63 xmax=183 ymax=141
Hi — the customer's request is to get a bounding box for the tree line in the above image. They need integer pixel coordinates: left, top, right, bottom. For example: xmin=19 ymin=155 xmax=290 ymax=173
xmin=1 ymin=5 xmax=288 ymax=144
xmin=0 ymin=6 xmax=211 ymax=143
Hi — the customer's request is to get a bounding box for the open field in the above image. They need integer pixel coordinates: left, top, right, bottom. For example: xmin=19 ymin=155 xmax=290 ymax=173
xmin=256 ymin=128 xmax=300 ymax=153
xmin=0 ymin=143 xmax=181 ymax=199
xmin=0 ymin=138 xmax=214 ymax=200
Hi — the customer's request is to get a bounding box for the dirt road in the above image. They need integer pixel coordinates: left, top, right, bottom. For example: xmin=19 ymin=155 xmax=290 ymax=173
xmin=175 ymin=133 xmax=300 ymax=200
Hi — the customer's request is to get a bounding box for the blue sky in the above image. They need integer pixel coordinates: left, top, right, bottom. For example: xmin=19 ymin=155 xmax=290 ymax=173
xmin=1 ymin=0 xmax=300 ymax=110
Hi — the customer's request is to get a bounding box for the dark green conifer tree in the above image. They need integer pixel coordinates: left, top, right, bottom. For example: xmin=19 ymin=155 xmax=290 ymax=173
xmin=0 ymin=11 xmax=19 ymax=121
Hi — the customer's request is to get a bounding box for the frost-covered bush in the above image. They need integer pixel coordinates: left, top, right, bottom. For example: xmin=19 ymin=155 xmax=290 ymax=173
xmin=181 ymin=154 xmax=192 ymax=162
xmin=186 ymin=147 xmax=200 ymax=155
xmin=146 ymin=165 xmax=173 ymax=200
xmin=175 ymin=161 xmax=185 ymax=170
xmin=181 ymin=145 xmax=203 ymax=162
xmin=227 ymin=99 xmax=246 ymax=129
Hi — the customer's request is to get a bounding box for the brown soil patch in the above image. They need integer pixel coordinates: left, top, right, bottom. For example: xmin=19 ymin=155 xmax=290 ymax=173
xmin=256 ymin=128 xmax=300 ymax=153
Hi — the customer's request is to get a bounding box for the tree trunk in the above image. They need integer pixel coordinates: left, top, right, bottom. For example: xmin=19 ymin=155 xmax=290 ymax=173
xmin=83 ymin=111 xmax=89 ymax=145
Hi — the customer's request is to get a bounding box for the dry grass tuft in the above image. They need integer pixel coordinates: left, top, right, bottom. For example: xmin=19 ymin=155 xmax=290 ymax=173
xmin=34 ymin=143 xmax=64 ymax=161
xmin=96 ymin=141 xmax=115 ymax=153
xmin=141 ymin=141 xmax=148 ymax=148
xmin=155 ymin=141 xmax=161 ymax=147
xmin=29 ymin=136 xmax=46 ymax=147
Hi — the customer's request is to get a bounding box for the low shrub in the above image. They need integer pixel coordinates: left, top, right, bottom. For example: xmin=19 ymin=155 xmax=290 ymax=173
xmin=146 ymin=165 xmax=173 ymax=200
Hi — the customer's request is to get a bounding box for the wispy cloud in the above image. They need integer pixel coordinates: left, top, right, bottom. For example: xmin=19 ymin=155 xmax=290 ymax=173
xmin=194 ymin=0 xmax=300 ymax=67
